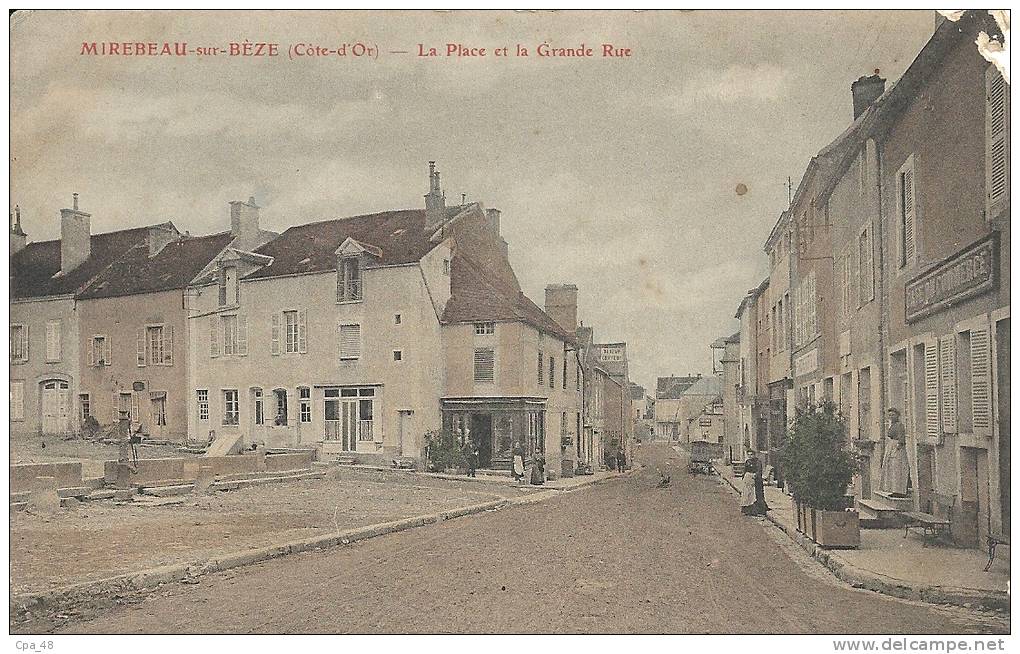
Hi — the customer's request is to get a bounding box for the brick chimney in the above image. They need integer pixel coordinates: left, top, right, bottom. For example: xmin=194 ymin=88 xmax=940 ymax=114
xmin=544 ymin=283 xmax=579 ymax=333
xmin=10 ymin=205 xmax=26 ymax=256
xmin=60 ymin=193 xmax=91 ymax=274
xmin=851 ymin=72 xmax=886 ymax=120
xmin=229 ymin=196 xmax=260 ymax=246
xmin=424 ymin=161 xmax=447 ymax=232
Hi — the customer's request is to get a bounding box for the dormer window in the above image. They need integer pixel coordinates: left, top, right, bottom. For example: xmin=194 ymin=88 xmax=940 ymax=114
xmin=337 ymin=257 xmax=363 ymax=303
xmin=218 ymin=265 xmax=239 ymax=307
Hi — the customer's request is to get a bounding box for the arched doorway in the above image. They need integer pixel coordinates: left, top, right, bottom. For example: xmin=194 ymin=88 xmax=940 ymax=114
xmin=40 ymin=379 xmax=71 ymax=434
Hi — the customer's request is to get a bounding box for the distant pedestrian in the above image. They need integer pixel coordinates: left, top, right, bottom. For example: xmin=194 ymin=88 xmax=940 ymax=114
xmin=530 ymin=453 xmax=546 ymax=485
xmin=511 ymin=441 xmax=525 ymax=482
xmin=465 ymin=442 xmax=479 ymax=478
xmin=741 ymin=450 xmax=768 ymax=515
xmin=616 ymin=448 xmax=627 ymax=472
xmin=605 ymin=449 xmax=617 ymax=471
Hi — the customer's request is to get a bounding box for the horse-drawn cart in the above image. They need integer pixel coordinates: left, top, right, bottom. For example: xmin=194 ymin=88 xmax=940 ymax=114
xmin=688 ymin=440 xmax=723 ymax=475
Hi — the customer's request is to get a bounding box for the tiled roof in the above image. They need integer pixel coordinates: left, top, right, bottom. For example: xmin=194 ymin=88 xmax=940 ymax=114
xmin=243 ymin=207 xmax=460 ymax=281
xmin=79 ymin=231 xmax=235 ymax=300
xmin=656 ymin=375 xmax=701 ymax=399
xmin=441 ymin=253 xmax=575 ymax=343
xmin=629 ymin=383 xmax=646 ymax=400
xmin=10 ymin=224 xmax=160 ymax=299
xmin=683 ymin=375 xmax=723 ymax=397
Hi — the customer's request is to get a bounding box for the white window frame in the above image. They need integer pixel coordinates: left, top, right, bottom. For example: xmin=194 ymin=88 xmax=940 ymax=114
xmin=474 ymin=322 xmax=495 ymax=336
xmin=284 ymin=310 xmax=300 ymax=354
xmin=197 ymin=389 xmax=209 ymax=421
xmin=337 ymin=256 xmax=363 ymax=303
xmin=298 ymin=386 xmax=312 ymax=423
xmin=222 ymin=389 xmax=239 ymax=426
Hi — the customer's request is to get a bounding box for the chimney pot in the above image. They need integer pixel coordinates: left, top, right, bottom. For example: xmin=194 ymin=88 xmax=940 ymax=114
xmin=60 ymin=197 xmax=92 ymax=273
xmin=424 ymin=161 xmax=447 ymax=231
xmin=851 ymin=73 xmax=886 ymax=120
xmin=229 ymin=197 xmax=261 ymax=246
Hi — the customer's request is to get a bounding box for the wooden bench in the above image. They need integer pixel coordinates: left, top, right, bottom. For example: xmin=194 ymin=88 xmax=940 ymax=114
xmin=903 ymin=493 xmax=953 ymax=547
xmin=984 ymin=534 xmax=1010 ymax=572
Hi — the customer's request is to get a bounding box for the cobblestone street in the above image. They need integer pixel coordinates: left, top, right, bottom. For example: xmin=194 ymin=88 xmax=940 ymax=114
xmin=30 ymin=443 xmax=1007 ymax=635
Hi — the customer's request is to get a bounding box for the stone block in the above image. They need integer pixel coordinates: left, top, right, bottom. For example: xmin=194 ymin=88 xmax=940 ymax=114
xmin=27 ymin=477 xmax=60 ymax=512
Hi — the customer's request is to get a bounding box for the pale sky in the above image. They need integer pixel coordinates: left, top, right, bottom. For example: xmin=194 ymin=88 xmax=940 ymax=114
xmin=10 ymin=10 xmax=937 ymax=392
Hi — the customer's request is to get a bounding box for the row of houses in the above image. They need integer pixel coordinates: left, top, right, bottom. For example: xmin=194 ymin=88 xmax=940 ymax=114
xmin=720 ymin=12 xmax=1009 ymax=549
xmin=10 ymin=163 xmax=635 ymax=477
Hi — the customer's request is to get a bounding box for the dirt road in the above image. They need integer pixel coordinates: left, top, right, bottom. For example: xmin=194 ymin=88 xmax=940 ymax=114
xmin=33 ymin=443 xmax=1008 ymax=634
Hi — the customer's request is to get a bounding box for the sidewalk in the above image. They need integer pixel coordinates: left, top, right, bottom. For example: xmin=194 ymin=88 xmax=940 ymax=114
xmin=716 ymin=463 xmax=1009 ymax=611
xmin=329 ymin=462 xmax=631 ymax=491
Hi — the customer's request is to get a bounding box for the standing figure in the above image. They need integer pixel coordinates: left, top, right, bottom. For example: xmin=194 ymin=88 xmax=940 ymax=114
xmin=741 ymin=450 xmax=768 ymax=515
xmin=465 ymin=441 xmax=479 ymax=478
xmin=879 ymin=408 xmax=910 ymax=497
xmin=616 ymin=448 xmax=627 ymax=472
xmin=511 ymin=440 xmax=526 ymax=483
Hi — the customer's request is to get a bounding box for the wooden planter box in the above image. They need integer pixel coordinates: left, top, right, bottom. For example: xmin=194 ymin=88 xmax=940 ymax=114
xmin=795 ymin=500 xmax=860 ymax=548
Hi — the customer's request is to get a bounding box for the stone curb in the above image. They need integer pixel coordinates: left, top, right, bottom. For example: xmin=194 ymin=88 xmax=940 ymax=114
xmin=320 ymin=461 xmax=635 ymax=492
xmin=10 ymin=498 xmax=509 ymax=623
xmin=716 ymin=472 xmax=1009 ymax=611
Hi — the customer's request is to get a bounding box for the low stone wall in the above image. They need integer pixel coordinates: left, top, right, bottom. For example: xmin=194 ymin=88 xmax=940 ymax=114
xmin=104 ymin=452 xmax=315 ymax=487
xmin=10 ymin=463 xmax=84 ymax=493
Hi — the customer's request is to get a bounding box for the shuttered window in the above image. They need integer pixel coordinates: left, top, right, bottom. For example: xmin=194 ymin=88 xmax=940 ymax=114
xmin=271 ymin=314 xmax=280 ymax=355
xmin=939 ymin=337 xmax=957 ymax=434
xmin=986 ymin=65 xmax=1009 ymax=219
xmin=898 ymin=157 xmax=916 ymax=268
xmin=970 ymin=325 xmax=992 ymax=435
xmin=11 ymin=381 xmax=24 ymax=421
xmin=209 ymin=317 xmax=220 ymax=357
xmin=10 ymin=324 xmax=27 ymax=363
xmin=45 ymin=320 xmax=61 ymax=362
xmin=858 ymin=225 xmax=874 ymax=304
xmin=549 ymin=356 xmax=555 ymax=389
xmin=339 ymin=324 xmax=361 ymax=360
xmin=474 ymin=348 xmax=494 ymax=383
xmin=538 ymin=352 xmax=544 ymax=385
xmin=924 ymin=341 xmax=939 ymax=440
xmin=236 ymin=316 xmax=248 ymax=355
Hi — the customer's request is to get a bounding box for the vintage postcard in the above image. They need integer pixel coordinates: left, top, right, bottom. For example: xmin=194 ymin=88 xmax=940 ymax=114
xmin=7 ymin=8 xmax=1012 ymax=646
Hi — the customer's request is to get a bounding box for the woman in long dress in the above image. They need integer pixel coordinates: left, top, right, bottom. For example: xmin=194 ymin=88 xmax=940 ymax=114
xmin=742 ymin=450 xmax=768 ymax=515
xmin=879 ymin=408 xmax=909 ymax=497
xmin=511 ymin=441 xmax=525 ymax=483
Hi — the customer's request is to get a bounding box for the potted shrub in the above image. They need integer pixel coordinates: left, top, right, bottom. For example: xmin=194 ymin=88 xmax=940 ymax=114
xmin=422 ymin=429 xmax=467 ymax=474
xmin=779 ymin=402 xmax=861 ymax=549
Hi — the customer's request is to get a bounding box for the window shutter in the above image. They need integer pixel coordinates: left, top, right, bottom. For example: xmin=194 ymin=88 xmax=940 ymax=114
xmin=271 ymin=314 xmax=281 ymax=355
xmin=23 ymin=325 xmax=28 ymax=361
xmin=210 ymin=318 xmax=220 ymax=358
xmin=131 ymin=393 xmax=140 ymax=425
xmin=298 ymin=310 xmax=308 ymax=353
xmin=237 ymin=316 xmax=248 ymax=355
xmin=939 ymin=337 xmax=957 ymax=434
xmin=903 ymin=166 xmax=916 ymax=264
xmin=112 ymin=392 xmax=119 ymax=422
xmin=336 ymin=261 xmax=345 ymax=302
xmin=218 ymin=268 xmax=227 ymax=306
xmin=339 ymin=324 xmax=361 ymax=359
xmin=474 ymin=348 xmax=495 ymax=383
xmin=104 ymin=337 xmax=112 ymax=366
xmin=136 ymin=328 xmax=146 ymax=367
xmin=87 ymin=339 xmax=95 ymax=367
xmin=165 ymin=326 xmax=174 ymax=365
xmin=924 ymin=341 xmax=939 ymax=440
xmin=538 ymin=352 xmax=543 ymax=385
xmin=971 ymin=325 xmax=992 ymax=436
xmin=986 ymin=65 xmax=1009 ymax=217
